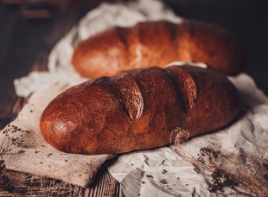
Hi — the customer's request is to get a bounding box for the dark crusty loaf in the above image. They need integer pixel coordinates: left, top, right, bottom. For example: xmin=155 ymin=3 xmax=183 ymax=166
xmin=72 ymin=20 xmax=246 ymax=79
xmin=40 ymin=65 xmax=240 ymax=154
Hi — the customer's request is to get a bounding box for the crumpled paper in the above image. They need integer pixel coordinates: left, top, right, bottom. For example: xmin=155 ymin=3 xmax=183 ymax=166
xmin=10 ymin=0 xmax=268 ymax=196
xmin=106 ymin=73 xmax=268 ymax=197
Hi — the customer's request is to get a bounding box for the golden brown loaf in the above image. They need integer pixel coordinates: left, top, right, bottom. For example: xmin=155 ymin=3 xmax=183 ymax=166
xmin=72 ymin=20 xmax=246 ymax=79
xmin=40 ymin=65 xmax=240 ymax=155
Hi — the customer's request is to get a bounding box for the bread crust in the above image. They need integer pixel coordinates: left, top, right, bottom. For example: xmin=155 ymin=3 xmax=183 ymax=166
xmin=72 ymin=20 xmax=246 ymax=78
xmin=40 ymin=65 xmax=240 ymax=154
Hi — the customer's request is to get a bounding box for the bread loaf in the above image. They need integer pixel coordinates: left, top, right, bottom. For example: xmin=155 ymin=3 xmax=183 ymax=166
xmin=40 ymin=65 xmax=240 ymax=154
xmin=72 ymin=20 xmax=246 ymax=79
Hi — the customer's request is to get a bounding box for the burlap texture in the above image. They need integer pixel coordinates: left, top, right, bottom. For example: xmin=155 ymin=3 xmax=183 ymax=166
xmin=0 ymin=83 xmax=114 ymax=187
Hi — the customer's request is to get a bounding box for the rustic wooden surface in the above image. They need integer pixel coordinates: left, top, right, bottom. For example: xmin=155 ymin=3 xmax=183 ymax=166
xmin=0 ymin=0 xmax=268 ymax=196
xmin=0 ymin=2 xmax=126 ymax=196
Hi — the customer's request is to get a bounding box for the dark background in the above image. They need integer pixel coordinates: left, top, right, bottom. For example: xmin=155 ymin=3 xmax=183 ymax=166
xmin=165 ymin=0 xmax=268 ymax=94
xmin=0 ymin=0 xmax=268 ymax=128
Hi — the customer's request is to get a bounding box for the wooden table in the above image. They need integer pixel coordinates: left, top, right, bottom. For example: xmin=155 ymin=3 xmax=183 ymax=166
xmin=0 ymin=0 xmax=268 ymax=196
